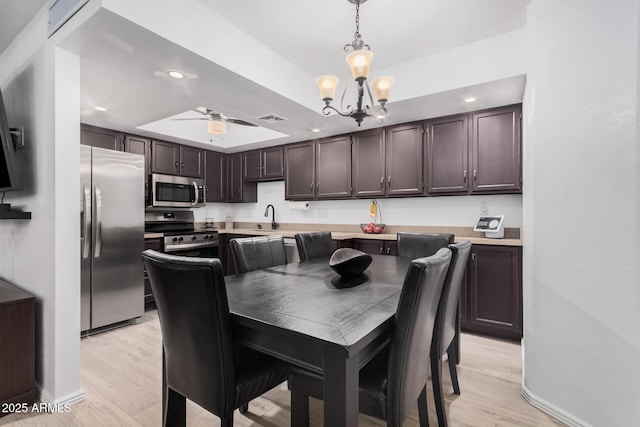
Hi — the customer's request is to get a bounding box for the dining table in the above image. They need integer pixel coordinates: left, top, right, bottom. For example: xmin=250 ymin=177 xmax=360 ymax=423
xmin=224 ymin=253 xmax=413 ymax=427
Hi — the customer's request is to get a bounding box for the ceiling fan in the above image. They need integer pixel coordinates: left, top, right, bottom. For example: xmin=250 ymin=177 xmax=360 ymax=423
xmin=173 ymin=108 xmax=257 ymax=134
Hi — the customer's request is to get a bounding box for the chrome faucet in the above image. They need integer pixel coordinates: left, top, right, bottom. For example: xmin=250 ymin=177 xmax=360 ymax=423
xmin=264 ymin=204 xmax=277 ymax=230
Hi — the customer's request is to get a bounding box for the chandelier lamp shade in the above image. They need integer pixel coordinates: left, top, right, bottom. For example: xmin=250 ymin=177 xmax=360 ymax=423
xmin=315 ymin=0 xmax=393 ymax=126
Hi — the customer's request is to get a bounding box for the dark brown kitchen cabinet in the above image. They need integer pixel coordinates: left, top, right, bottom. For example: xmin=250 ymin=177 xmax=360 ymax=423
xmin=352 ymin=128 xmax=386 ymax=198
xmin=0 ymin=279 xmax=35 ymax=412
xmin=242 ymin=147 xmax=284 ymax=181
xmin=151 ymin=140 xmax=180 ymax=175
xmin=462 ymin=245 xmax=522 ymax=340
xmin=385 ymin=123 xmax=424 ymax=196
xmin=352 ymin=239 xmax=397 ymax=256
xmin=179 ymin=145 xmax=204 ymax=179
xmin=124 ymin=135 xmax=151 ymax=199
xmin=426 ymin=114 xmax=469 ymax=194
xmin=81 ymin=124 xmax=123 ymax=151
xmin=471 ymin=105 xmax=521 ymax=193
xmin=228 ymin=153 xmax=257 ymax=203
xmin=316 ymin=135 xmax=352 ymax=199
xmin=285 ymin=141 xmax=315 ymax=200
xmin=151 ymin=140 xmax=203 ymax=178
xmin=205 ymin=150 xmax=227 ymax=202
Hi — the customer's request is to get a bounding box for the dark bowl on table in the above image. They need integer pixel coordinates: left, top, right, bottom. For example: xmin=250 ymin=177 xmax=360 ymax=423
xmin=329 ymin=248 xmax=373 ymax=277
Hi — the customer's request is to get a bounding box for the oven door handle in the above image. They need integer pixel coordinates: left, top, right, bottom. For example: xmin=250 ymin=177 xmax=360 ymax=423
xmin=192 ymin=181 xmax=198 ymax=206
xmin=164 ymin=242 xmax=219 ymax=252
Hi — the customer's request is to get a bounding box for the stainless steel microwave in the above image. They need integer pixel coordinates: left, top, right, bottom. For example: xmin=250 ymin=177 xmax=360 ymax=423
xmin=150 ymin=173 xmax=205 ymax=208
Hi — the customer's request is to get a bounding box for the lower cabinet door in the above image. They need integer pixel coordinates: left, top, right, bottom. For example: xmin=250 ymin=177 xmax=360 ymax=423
xmin=464 ymin=245 xmax=522 ymax=340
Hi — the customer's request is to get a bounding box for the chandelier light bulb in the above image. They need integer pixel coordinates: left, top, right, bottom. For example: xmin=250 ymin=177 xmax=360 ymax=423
xmin=346 ymin=50 xmax=373 ymax=79
xmin=371 ymin=77 xmax=394 ymax=102
xmin=316 ymin=75 xmax=340 ymax=101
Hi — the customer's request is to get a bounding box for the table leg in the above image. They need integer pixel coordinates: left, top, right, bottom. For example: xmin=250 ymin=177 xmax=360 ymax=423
xmin=323 ymin=352 xmax=359 ymax=427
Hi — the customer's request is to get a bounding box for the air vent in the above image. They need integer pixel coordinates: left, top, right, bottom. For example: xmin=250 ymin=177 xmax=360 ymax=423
xmin=256 ymin=114 xmax=287 ymax=124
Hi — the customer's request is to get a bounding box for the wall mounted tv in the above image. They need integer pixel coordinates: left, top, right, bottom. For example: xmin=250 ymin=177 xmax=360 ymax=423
xmin=0 ymin=87 xmax=21 ymax=194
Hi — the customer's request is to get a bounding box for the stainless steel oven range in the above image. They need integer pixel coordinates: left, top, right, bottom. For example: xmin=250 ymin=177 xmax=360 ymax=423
xmin=144 ymin=210 xmax=219 ymax=303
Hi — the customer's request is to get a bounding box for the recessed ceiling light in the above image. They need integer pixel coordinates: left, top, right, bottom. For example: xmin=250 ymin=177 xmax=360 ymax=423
xmin=94 ymin=106 xmax=107 ymax=112
xmin=311 ymin=128 xmax=320 ymax=133
xmin=464 ymin=97 xmax=477 ymax=103
xmin=167 ymin=70 xmax=185 ymax=79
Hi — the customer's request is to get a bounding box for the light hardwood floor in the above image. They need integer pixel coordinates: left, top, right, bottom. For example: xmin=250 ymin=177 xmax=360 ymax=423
xmin=2 ymin=310 xmax=563 ymax=426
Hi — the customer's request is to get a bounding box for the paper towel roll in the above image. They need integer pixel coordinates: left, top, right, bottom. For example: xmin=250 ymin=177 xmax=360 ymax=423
xmin=289 ymin=201 xmax=310 ymax=210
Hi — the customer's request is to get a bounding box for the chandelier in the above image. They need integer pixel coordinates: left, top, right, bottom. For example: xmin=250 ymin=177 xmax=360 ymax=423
xmin=315 ymin=0 xmax=393 ymax=126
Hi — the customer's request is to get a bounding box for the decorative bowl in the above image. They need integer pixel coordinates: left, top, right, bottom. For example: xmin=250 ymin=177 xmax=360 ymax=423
xmin=329 ymin=248 xmax=373 ymax=277
xmin=360 ymin=223 xmax=385 ymax=234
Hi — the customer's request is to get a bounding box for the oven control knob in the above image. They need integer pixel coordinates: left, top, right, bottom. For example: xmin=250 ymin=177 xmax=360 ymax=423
xmin=178 ymin=237 xmax=183 ymax=242
xmin=203 ymin=235 xmax=209 ymax=240
xmin=208 ymin=235 xmax=214 ymax=240
xmin=192 ymin=236 xmax=197 ymax=241
xmin=172 ymin=237 xmax=178 ymax=242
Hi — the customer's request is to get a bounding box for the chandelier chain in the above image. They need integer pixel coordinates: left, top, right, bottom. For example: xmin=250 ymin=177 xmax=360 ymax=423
xmin=355 ymin=1 xmax=360 ymax=37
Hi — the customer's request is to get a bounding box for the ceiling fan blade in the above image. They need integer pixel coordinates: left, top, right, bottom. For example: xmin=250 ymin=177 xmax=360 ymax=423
xmin=225 ymin=118 xmax=258 ymax=127
xmin=172 ymin=117 xmax=210 ymax=121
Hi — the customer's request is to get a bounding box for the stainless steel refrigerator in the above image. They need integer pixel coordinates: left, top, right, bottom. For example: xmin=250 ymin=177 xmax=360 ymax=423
xmin=80 ymin=145 xmax=145 ymax=331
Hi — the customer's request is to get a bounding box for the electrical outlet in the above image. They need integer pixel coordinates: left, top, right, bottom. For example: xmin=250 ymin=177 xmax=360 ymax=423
xmin=481 ymin=201 xmax=489 ymax=215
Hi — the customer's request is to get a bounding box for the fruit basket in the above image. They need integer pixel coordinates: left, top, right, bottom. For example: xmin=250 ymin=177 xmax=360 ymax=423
xmin=361 ymin=200 xmax=384 ymax=234
xmin=360 ymin=222 xmax=385 ymax=234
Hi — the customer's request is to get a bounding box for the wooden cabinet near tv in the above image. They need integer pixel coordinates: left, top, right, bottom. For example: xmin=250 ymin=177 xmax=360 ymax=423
xmin=470 ymin=105 xmax=521 ymax=193
xmin=315 ymin=135 xmax=352 ymax=199
xmin=461 ymin=245 xmax=522 ymax=340
xmin=285 ymin=141 xmax=315 ymax=200
xmin=0 ymin=279 xmax=35 ymax=412
xmin=426 ymin=114 xmax=469 ymax=194
xmin=151 ymin=140 xmax=204 ymax=179
xmin=205 ymin=151 xmax=227 ymax=202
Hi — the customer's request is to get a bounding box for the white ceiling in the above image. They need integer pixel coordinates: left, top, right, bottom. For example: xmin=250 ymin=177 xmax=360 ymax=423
xmin=4 ymin=0 xmax=530 ymax=153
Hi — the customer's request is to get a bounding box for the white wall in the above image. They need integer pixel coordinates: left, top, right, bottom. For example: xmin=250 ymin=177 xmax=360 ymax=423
xmin=0 ymin=2 xmax=94 ymax=405
xmin=195 ymin=180 xmax=523 ymax=228
xmin=523 ymin=1 xmax=640 ymax=426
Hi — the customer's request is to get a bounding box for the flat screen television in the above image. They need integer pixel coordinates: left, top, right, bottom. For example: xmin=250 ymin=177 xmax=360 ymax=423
xmin=0 ymin=87 xmax=21 ymax=195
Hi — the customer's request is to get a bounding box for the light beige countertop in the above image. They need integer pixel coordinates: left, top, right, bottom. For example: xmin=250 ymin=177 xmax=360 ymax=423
xmin=198 ymin=222 xmax=523 ymax=247
xmin=144 ymin=232 xmax=164 ymax=239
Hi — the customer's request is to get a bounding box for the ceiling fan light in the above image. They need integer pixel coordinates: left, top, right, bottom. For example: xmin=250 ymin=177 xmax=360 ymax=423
xmin=316 ymin=75 xmax=339 ymax=101
xmin=345 ymin=49 xmax=373 ymax=79
xmin=208 ymin=119 xmax=226 ymax=134
xmin=371 ymin=77 xmax=394 ymax=103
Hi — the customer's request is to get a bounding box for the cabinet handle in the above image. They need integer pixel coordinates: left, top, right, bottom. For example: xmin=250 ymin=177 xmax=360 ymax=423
xmin=181 ymin=162 xmax=185 ymax=169
xmin=257 ymin=165 xmax=260 ymax=170
xmin=471 ymin=253 xmax=476 ymax=262
xmin=379 ymin=247 xmax=383 ymax=254
xmin=463 ymin=170 xmax=467 ymax=183
xmin=386 ymin=247 xmax=391 ymax=255
xmin=316 ymin=182 xmax=319 ymax=192
xmin=380 ymin=176 xmax=384 ymax=188
xmin=310 ymin=183 xmax=313 ymax=191
xmin=473 ymin=170 xmax=477 ymax=182
xmin=175 ymin=161 xmax=179 ymax=168
xmin=388 ymin=176 xmax=391 ymax=186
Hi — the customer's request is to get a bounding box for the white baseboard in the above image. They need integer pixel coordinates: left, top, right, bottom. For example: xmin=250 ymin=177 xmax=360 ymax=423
xmin=521 ymin=384 xmax=592 ymax=427
xmin=35 ymin=382 xmax=85 ymax=406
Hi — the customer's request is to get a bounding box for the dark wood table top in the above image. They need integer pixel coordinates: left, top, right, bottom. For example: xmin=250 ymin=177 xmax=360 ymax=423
xmin=225 ymin=254 xmax=412 ymax=354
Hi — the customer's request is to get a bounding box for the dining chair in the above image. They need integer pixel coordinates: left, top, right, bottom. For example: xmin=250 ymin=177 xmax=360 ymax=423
xmin=288 ymin=247 xmax=453 ymax=427
xmin=141 ymin=250 xmax=290 ymax=427
xmin=431 ymin=240 xmax=472 ymax=427
xmin=396 ymin=232 xmax=455 ymax=259
xmin=294 ymin=231 xmax=333 ymax=261
xmin=230 ymin=235 xmax=287 ymax=274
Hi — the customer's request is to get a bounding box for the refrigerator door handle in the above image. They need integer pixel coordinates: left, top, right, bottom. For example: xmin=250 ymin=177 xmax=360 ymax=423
xmin=82 ymin=184 xmax=91 ymax=259
xmin=192 ymin=181 xmax=198 ymax=206
xmin=94 ymin=184 xmax=103 ymax=258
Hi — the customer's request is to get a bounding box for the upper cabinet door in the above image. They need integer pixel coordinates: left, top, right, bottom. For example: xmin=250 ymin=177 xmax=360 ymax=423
xmin=352 ymin=128 xmax=385 ymax=198
xmin=228 ymin=153 xmax=243 ymax=202
xmin=471 ymin=105 xmax=522 ymax=193
xmin=315 ymin=135 xmax=352 ymax=199
xmin=385 ymin=123 xmax=424 ymax=196
xmin=243 ymin=150 xmax=262 ymax=180
xmin=284 ymin=141 xmax=315 ymax=200
xmin=426 ymin=114 xmax=469 ymax=194
xmin=262 ymin=146 xmax=284 ymax=180
xmin=151 ymin=140 xmax=180 ymax=175
xmin=124 ymin=135 xmax=151 ymax=197
xmin=179 ymin=146 xmax=204 ymax=179
xmin=205 ymin=151 xmax=226 ymax=202
xmin=81 ymin=124 xmax=123 ymax=151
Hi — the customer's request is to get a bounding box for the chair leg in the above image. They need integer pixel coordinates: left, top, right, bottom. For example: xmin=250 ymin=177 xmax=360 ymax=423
xmin=239 ymin=402 xmax=249 ymax=413
xmin=290 ymin=390 xmax=310 ymax=427
xmin=431 ymin=355 xmax=448 ymax=427
xmin=417 ymin=384 xmax=429 ymax=427
xmin=164 ymin=387 xmax=186 ymax=427
xmin=447 ymin=345 xmax=461 ymax=395
xmin=220 ymin=415 xmax=234 ymax=427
